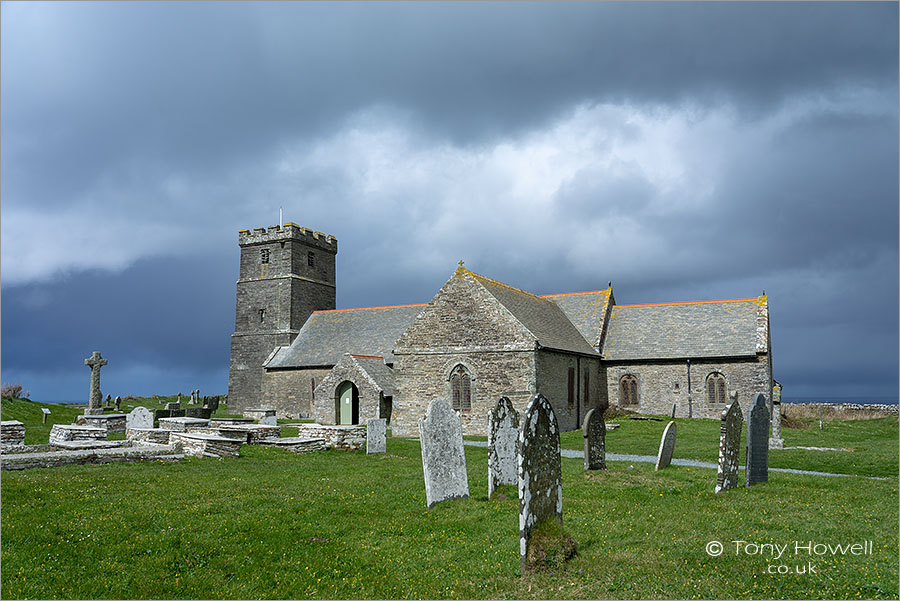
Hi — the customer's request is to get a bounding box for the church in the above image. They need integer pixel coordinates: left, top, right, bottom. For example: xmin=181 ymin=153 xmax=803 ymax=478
xmin=228 ymin=223 xmax=773 ymax=436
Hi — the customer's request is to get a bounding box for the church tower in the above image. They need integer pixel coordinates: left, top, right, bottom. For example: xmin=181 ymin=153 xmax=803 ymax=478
xmin=228 ymin=223 xmax=337 ymax=413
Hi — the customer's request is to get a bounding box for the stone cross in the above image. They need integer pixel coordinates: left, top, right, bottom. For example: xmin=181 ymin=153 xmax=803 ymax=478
xmin=518 ymin=393 xmax=563 ymax=574
xmin=84 ymin=352 xmax=108 ymax=414
xmin=715 ymin=401 xmax=744 ymax=493
xmin=366 ymin=417 xmax=386 ymax=454
xmin=655 ymin=421 xmax=677 ymax=470
xmin=488 ymin=396 xmax=520 ymax=499
xmin=745 ymin=393 xmax=770 ymax=486
xmin=418 ymin=397 xmax=469 ymax=508
xmin=769 ymin=383 xmax=784 ymax=449
xmin=582 ymin=407 xmax=606 ymax=470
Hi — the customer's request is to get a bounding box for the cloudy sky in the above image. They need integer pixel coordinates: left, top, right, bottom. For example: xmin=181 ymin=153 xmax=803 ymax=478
xmin=2 ymin=2 xmax=897 ymax=403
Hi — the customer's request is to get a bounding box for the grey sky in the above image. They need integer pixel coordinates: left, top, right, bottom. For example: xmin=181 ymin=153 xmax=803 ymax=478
xmin=2 ymin=2 xmax=897 ymax=402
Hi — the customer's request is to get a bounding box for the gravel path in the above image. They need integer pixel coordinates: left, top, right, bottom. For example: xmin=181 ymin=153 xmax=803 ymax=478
xmin=462 ymin=440 xmax=889 ymax=480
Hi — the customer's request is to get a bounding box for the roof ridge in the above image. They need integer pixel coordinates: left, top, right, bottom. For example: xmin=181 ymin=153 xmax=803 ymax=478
xmin=313 ymin=303 xmax=428 ymax=314
xmin=466 ymin=269 xmax=549 ymax=303
xmin=350 ymin=354 xmax=384 ymax=360
xmin=542 ymin=288 xmax=611 ymax=298
xmin=614 ymin=297 xmax=760 ymax=309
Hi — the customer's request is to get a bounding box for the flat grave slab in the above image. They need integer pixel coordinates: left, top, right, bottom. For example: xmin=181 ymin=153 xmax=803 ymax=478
xmin=212 ymin=423 xmax=280 ymax=444
xmin=1 ymin=443 xmax=183 ymax=471
xmin=209 ymin=418 xmax=254 ymax=427
xmin=1 ymin=420 xmax=26 ymax=446
xmin=295 ymin=424 xmax=366 ymax=451
xmin=243 ymin=408 xmax=276 ymax=421
xmin=126 ymin=428 xmax=172 ymax=445
xmin=50 ymin=440 xmax=129 ymax=451
xmin=258 ymin=437 xmax=327 ymax=453
xmin=169 ymin=432 xmax=242 ymax=458
xmin=158 ymin=417 xmax=212 ymax=432
xmin=75 ymin=413 xmax=127 ymax=432
xmin=49 ymin=424 xmax=107 ymax=445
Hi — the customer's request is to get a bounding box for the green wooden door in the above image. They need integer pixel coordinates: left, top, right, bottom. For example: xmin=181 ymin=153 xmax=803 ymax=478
xmin=339 ymin=382 xmax=354 ymax=425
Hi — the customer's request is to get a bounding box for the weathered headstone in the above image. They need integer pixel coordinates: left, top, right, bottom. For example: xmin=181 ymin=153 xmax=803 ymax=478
xmin=259 ymin=414 xmax=277 ymax=426
xmin=418 ymin=397 xmax=469 ymax=508
xmin=165 ymin=402 xmax=181 ymax=411
xmin=715 ymin=401 xmax=744 ymax=493
xmin=126 ymin=406 xmax=154 ymax=430
xmin=654 ymin=421 xmax=677 ymax=470
xmin=114 ymin=396 xmax=121 ymax=411
xmin=769 ymin=383 xmax=784 ymax=449
xmin=84 ymin=351 xmax=108 ymax=415
xmin=582 ymin=407 xmax=606 ymax=470
xmin=488 ymin=396 xmax=520 ymax=498
xmin=177 ymin=393 xmax=182 ymax=404
xmin=671 ymin=403 xmax=676 ymax=419
xmin=366 ymin=417 xmax=386 ymax=454
xmin=105 ymin=394 xmax=112 ymax=407
xmin=746 ymin=393 xmax=770 ymax=486
xmin=518 ymin=393 xmax=563 ymax=574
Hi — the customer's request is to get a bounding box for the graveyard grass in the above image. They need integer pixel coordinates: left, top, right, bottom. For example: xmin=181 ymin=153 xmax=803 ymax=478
xmin=1 ymin=399 xmax=898 ymax=600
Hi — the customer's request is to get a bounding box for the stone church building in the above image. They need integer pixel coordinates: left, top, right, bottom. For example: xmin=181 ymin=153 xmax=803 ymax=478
xmin=229 ymin=223 xmax=773 ymax=436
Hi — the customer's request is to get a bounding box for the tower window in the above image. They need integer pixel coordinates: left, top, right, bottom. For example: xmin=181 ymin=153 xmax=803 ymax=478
xmin=308 ymin=251 xmax=315 ymax=267
xmin=260 ymin=249 xmax=270 ymax=264
xmin=258 ymin=308 xmax=266 ymax=323
xmin=707 ymin=373 xmax=727 ymax=403
xmin=449 ymin=364 xmax=472 ymax=412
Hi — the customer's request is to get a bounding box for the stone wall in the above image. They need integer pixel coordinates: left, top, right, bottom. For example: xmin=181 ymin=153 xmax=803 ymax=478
xmin=605 ymin=357 xmax=772 ymax=419
xmin=313 ymin=355 xmax=385 ymax=425
xmin=295 ymin=424 xmax=366 ymax=451
xmin=393 ymin=350 xmax=536 ymax=436
xmin=534 ymin=350 xmax=605 ymax=432
xmin=261 ymin=367 xmax=331 ymax=418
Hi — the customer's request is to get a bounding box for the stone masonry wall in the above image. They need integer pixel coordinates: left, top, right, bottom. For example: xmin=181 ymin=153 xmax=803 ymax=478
xmin=393 ymin=351 xmax=536 ymax=437
xmin=534 ymin=350 xmax=604 ymax=432
xmin=605 ymin=356 xmax=771 ymax=419
xmin=313 ymin=355 xmax=384 ymax=425
xmin=261 ymin=367 xmax=331 ymax=419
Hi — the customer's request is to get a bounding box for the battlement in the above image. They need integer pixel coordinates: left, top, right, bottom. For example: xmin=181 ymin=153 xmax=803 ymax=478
xmin=238 ymin=223 xmax=337 ymax=252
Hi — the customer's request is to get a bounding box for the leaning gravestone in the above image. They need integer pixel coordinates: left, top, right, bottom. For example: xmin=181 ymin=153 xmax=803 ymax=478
xmin=418 ymin=397 xmax=469 ymax=508
xmin=654 ymin=421 xmax=677 ymax=470
xmin=715 ymin=401 xmax=744 ymax=493
xmin=582 ymin=407 xmax=606 ymax=470
xmin=126 ymin=406 xmax=154 ymax=430
xmin=745 ymin=393 xmax=770 ymax=486
xmin=488 ymin=396 xmax=520 ymax=499
xmin=366 ymin=418 xmax=386 ymax=454
xmin=518 ymin=393 xmax=563 ymax=574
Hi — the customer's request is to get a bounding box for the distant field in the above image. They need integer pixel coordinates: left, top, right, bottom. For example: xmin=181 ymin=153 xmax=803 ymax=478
xmin=1 ymin=398 xmax=897 ymax=600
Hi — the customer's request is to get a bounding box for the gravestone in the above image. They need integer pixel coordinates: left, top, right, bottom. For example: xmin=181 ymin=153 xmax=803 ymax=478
xmin=155 ymin=409 xmax=171 ymax=421
xmin=488 ymin=396 xmax=520 ymax=499
xmin=715 ymin=401 xmax=744 ymax=493
xmin=177 ymin=393 xmax=182 ymax=404
xmin=165 ymin=402 xmax=181 ymax=411
xmin=769 ymin=383 xmax=784 ymax=449
xmin=126 ymin=406 xmax=154 ymax=430
xmin=518 ymin=393 xmax=563 ymax=574
xmin=259 ymin=415 xmax=277 ymax=426
xmin=654 ymin=421 xmax=677 ymax=470
xmin=418 ymin=397 xmax=469 ymax=508
xmin=671 ymin=403 xmax=676 ymax=419
xmin=745 ymin=393 xmax=770 ymax=486
xmin=366 ymin=417 xmax=386 ymax=454
xmin=582 ymin=407 xmax=606 ymax=470
xmin=84 ymin=351 xmax=108 ymax=415
xmin=106 ymin=394 xmax=112 ymax=407
xmin=114 ymin=396 xmax=121 ymax=411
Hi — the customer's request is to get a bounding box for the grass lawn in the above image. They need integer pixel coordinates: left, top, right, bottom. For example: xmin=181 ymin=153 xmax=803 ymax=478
xmin=1 ymin=399 xmax=897 ymax=600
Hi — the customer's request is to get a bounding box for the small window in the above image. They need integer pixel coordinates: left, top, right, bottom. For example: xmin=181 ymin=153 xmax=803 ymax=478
xmin=449 ymin=364 xmax=472 ymax=412
xmin=258 ymin=308 xmax=266 ymax=323
xmin=567 ymin=368 xmax=575 ymax=410
xmin=260 ymin=249 xmax=270 ymax=264
xmin=707 ymin=373 xmax=727 ymax=403
xmin=307 ymin=251 xmax=315 ymax=267
xmin=583 ymin=369 xmax=590 ymax=406
xmin=620 ymin=375 xmax=638 ymax=406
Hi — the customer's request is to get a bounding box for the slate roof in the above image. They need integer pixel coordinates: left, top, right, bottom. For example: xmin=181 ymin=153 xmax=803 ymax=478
xmin=603 ymin=298 xmax=765 ymax=361
xmin=469 ymin=271 xmax=599 ymax=356
xmin=351 ymin=355 xmax=397 ymax=397
xmin=542 ymin=289 xmax=612 ymax=348
xmin=264 ymin=304 xmax=426 ymax=369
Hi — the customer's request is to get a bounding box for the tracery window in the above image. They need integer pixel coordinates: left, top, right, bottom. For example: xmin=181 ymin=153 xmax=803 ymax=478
xmin=449 ymin=364 xmax=472 ymax=412
xmin=707 ymin=372 xmax=727 ymax=403
xmin=620 ymin=374 xmax=638 ymax=406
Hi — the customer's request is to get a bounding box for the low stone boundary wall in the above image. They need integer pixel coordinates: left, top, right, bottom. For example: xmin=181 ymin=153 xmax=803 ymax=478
xmin=75 ymin=413 xmax=127 ymax=432
xmin=169 ymin=432 xmax=242 ymax=458
xmin=212 ymin=424 xmax=281 ymax=444
xmin=1 ymin=444 xmax=183 ymax=471
xmin=258 ymin=437 xmax=327 ymax=454
xmin=295 ymin=424 xmax=366 ymax=451
xmin=209 ymin=418 xmax=253 ymax=427
xmin=126 ymin=428 xmax=172 ymax=445
xmin=1 ymin=420 xmax=26 ymax=446
xmin=49 ymin=425 xmax=107 ymax=445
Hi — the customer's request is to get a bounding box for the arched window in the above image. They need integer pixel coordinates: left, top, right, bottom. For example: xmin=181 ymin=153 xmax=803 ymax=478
xmin=620 ymin=375 xmax=638 ymax=406
xmin=449 ymin=364 xmax=472 ymax=412
xmin=707 ymin=372 xmax=727 ymax=403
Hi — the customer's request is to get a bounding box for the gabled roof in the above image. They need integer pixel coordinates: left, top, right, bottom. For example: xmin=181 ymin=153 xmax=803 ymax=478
xmin=603 ymin=297 xmax=767 ymax=361
xmin=350 ymin=355 xmax=396 ymax=397
xmin=468 ymin=270 xmax=599 ymax=356
xmin=264 ymin=304 xmax=426 ymax=369
xmin=542 ymin=288 xmax=613 ymax=349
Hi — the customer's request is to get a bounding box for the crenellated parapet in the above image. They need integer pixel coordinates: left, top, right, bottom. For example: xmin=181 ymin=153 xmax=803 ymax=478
xmin=238 ymin=223 xmax=337 ymax=253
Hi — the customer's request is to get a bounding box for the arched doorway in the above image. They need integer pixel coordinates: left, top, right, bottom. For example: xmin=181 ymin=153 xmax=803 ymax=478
xmin=336 ymin=381 xmax=359 ymax=425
